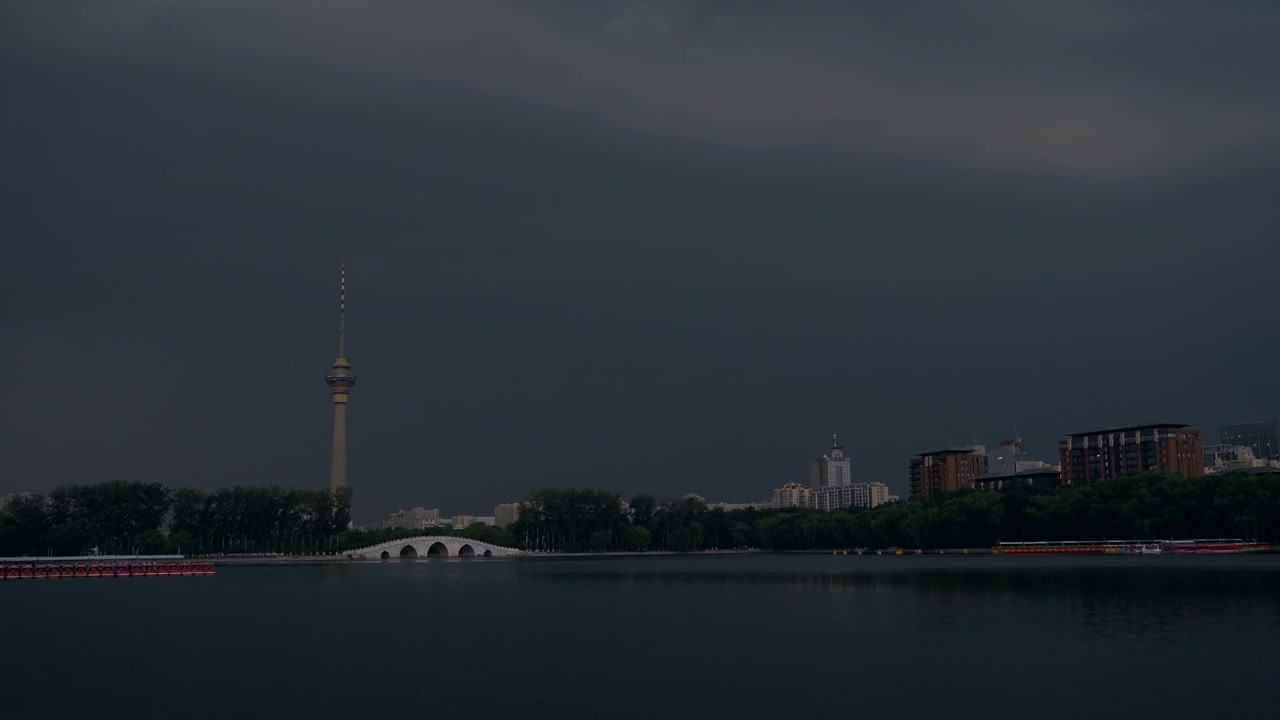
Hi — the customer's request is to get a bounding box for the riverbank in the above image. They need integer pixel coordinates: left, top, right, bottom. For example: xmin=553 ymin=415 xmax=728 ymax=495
xmin=204 ymin=555 xmax=351 ymax=566
xmin=199 ymin=545 xmax=1278 ymax=565
xmin=204 ymin=549 xmax=760 ymax=565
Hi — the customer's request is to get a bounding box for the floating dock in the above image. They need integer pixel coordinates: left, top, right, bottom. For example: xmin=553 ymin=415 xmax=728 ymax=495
xmin=1 ymin=555 xmax=214 ymax=579
xmin=995 ymin=539 xmax=1270 ymax=555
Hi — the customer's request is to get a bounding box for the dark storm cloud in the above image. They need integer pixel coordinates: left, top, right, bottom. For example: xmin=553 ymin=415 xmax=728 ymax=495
xmin=2 ymin=1 xmax=1279 ymax=520
xmin=12 ymin=1 xmax=1279 ymax=181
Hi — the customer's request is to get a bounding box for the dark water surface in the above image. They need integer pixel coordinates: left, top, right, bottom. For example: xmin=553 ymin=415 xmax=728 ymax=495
xmin=4 ymin=554 xmax=1279 ymax=719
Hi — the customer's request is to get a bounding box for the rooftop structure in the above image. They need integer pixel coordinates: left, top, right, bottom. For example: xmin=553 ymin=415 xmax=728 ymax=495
xmin=772 ymin=482 xmax=810 ymax=509
xmin=1064 ymin=422 xmax=1188 ymax=437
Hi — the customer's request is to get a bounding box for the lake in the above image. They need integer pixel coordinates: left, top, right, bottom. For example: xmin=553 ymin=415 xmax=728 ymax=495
xmin=3 ymin=554 xmax=1278 ymax=719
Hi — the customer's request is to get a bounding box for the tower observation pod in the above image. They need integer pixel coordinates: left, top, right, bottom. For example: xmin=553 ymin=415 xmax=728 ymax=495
xmin=326 ymin=264 xmax=356 ymax=491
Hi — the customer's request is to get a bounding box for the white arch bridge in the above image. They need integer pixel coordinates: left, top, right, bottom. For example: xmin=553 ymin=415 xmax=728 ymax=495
xmin=345 ymin=536 xmax=522 ymax=559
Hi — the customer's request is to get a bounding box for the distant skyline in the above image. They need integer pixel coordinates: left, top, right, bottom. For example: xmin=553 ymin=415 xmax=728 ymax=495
xmin=3 ymin=2 xmax=1279 ymax=523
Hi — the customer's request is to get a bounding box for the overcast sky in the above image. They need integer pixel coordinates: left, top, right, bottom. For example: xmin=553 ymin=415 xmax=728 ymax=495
xmin=3 ymin=1 xmax=1278 ymax=522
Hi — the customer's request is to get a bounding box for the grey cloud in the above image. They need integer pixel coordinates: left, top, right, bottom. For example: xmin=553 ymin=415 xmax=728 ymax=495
xmin=11 ymin=1 xmax=1280 ymax=181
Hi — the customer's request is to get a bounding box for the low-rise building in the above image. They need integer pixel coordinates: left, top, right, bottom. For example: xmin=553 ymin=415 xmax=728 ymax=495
xmin=975 ymin=466 xmax=1062 ymax=492
xmin=1203 ymin=444 xmax=1280 ymax=474
xmin=809 ymin=482 xmax=890 ymax=511
xmin=380 ymin=506 xmax=442 ymax=530
xmin=707 ymin=502 xmax=765 ymax=512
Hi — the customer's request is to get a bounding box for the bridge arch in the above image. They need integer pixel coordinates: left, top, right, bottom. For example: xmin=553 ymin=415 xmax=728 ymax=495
xmin=344 ymin=535 xmax=522 ymax=559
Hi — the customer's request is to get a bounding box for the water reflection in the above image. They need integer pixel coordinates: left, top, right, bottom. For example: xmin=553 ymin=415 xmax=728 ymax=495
xmin=516 ymin=556 xmax=1280 ymax=630
xmin=523 ymin=564 xmax=1280 ymax=595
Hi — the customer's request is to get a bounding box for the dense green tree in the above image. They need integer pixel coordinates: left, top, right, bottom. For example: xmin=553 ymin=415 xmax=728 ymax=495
xmin=509 ymin=487 xmax=627 ymax=552
xmin=2 ymin=494 xmax=51 ymax=555
xmin=0 ymin=481 xmax=359 ymax=557
xmin=628 ymin=494 xmax=657 ymax=527
xmin=622 ymin=525 xmax=651 ymax=551
xmin=458 ymin=523 xmax=516 ymax=548
xmin=589 ymin=530 xmax=613 ymax=551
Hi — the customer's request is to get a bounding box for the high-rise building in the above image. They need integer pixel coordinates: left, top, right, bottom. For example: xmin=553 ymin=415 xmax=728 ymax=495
xmin=909 ymin=447 xmax=985 ymax=501
xmin=810 ymin=434 xmax=852 ymax=488
xmin=1059 ymin=423 xmax=1203 ymax=485
xmin=494 ymin=503 xmax=521 ymax=528
xmin=325 ymin=265 xmax=357 ymax=492
xmin=1219 ymin=420 xmax=1279 ymax=460
xmin=810 ymin=435 xmax=855 ymax=511
xmin=772 ymin=482 xmax=811 ymax=509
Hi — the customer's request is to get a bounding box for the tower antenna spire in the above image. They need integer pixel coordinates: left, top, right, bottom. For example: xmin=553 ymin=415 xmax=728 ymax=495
xmin=338 ymin=263 xmax=346 ymax=358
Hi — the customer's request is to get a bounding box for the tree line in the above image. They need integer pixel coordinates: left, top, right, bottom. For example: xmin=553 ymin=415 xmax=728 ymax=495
xmin=0 ymin=481 xmax=520 ymax=557
xmin=2 ymin=471 xmax=1277 ymax=556
xmin=0 ymin=482 xmax=353 ymax=557
xmin=508 ymin=471 xmax=1280 ymax=552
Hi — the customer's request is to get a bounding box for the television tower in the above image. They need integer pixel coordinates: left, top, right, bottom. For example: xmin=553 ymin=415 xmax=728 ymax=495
xmin=325 ymin=265 xmax=357 ymax=491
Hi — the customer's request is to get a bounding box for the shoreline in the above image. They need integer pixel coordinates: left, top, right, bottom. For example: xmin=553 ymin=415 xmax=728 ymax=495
xmin=199 ymin=545 xmax=1278 ymax=565
xmin=205 ymin=549 xmax=761 ymax=566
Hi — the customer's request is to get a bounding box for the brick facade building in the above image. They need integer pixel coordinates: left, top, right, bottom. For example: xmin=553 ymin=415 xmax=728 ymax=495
xmin=909 ymin=447 xmax=985 ymax=501
xmin=1058 ymin=423 xmax=1203 ymax=485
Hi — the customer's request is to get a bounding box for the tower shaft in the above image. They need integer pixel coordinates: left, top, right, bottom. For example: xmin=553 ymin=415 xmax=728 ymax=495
xmin=325 ymin=264 xmax=356 ymax=492
xmin=330 ymin=403 xmax=348 ymax=491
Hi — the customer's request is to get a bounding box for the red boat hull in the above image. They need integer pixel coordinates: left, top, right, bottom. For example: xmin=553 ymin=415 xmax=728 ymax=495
xmin=0 ymin=561 xmax=215 ymax=579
